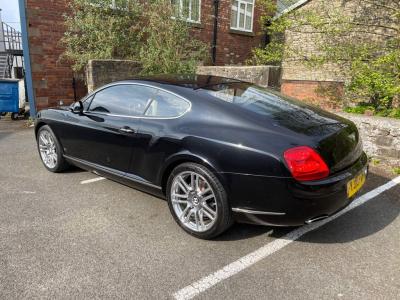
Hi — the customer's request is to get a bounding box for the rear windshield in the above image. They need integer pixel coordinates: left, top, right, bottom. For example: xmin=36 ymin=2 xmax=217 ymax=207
xmin=198 ymin=82 xmax=341 ymax=132
xmin=201 ymin=82 xmax=305 ymax=117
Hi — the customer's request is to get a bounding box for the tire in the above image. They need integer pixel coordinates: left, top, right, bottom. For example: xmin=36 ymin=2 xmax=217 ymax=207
xmin=166 ymin=162 xmax=233 ymax=239
xmin=11 ymin=113 xmax=19 ymax=120
xmin=36 ymin=125 xmax=69 ymax=172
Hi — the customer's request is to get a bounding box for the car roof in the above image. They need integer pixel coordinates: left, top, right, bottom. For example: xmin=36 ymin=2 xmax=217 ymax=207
xmin=114 ymin=74 xmax=243 ymax=90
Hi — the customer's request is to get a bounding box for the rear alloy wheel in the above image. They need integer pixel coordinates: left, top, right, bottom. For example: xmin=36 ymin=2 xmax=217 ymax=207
xmin=166 ymin=163 xmax=232 ymax=239
xmin=37 ymin=125 xmax=69 ymax=172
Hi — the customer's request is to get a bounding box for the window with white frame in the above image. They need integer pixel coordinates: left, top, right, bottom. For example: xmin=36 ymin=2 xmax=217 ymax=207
xmin=230 ymin=0 xmax=255 ymax=32
xmin=171 ymin=0 xmax=201 ymax=23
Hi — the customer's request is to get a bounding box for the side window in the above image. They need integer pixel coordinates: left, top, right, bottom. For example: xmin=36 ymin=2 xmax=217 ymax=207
xmin=89 ymin=85 xmax=155 ymax=116
xmin=145 ymin=90 xmax=190 ymax=118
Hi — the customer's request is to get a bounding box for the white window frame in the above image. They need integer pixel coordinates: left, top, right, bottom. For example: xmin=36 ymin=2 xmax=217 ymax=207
xmin=172 ymin=0 xmax=202 ymax=24
xmin=230 ymin=0 xmax=255 ymax=32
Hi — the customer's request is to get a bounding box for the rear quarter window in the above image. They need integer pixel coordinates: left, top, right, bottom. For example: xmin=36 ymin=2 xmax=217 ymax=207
xmin=144 ymin=89 xmax=190 ymax=118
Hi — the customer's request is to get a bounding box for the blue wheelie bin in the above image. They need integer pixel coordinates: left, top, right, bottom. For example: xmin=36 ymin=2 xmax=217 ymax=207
xmin=0 ymin=79 xmax=20 ymax=120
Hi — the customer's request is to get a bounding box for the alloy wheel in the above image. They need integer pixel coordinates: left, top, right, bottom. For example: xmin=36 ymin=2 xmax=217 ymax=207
xmin=38 ymin=130 xmax=58 ymax=169
xmin=171 ymin=171 xmax=218 ymax=232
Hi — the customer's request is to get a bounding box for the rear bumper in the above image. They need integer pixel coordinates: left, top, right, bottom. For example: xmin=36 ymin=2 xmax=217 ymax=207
xmin=229 ymin=152 xmax=369 ymax=226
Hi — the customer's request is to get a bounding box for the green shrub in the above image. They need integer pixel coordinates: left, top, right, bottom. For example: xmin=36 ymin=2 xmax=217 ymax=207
xmin=61 ymin=0 xmax=208 ymax=74
xmin=344 ymin=105 xmax=400 ymax=119
xmin=253 ymin=1 xmax=400 ymax=109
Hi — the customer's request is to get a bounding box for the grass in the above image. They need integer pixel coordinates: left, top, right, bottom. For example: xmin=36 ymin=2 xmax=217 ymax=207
xmin=370 ymin=158 xmax=381 ymax=166
xmin=25 ymin=117 xmax=35 ymax=128
xmin=344 ymin=104 xmax=400 ymax=119
xmin=393 ymin=167 xmax=400 ymax=175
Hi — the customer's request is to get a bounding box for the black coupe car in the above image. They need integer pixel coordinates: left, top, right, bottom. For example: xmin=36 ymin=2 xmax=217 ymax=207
xmin=35 ymin=75 xmax=368 ymax=239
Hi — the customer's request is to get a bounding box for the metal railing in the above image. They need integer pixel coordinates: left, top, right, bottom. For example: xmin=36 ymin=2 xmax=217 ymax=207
xmin=0 ymin=22 xmax=24 ymax=78
xmin=1 ymin=22 xmax=23 ymax=52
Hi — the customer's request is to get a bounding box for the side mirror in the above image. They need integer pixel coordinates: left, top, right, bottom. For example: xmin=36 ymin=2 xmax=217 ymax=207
xmin=70 ymin=101 xmax=84 ymax=114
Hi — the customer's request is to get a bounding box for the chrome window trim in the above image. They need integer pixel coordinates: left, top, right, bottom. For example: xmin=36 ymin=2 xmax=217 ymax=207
xmin=85 ymin=82 xmax=192 ymax=120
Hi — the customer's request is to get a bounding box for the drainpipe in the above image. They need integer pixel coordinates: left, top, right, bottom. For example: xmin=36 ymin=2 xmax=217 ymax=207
xmin=211 ymin=0 xmax=220 ymax=65
xmin=18 ymin=0 xmax=37 ymax=117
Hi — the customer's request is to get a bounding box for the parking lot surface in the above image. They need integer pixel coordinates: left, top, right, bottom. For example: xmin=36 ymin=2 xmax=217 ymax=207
xmin=0 ymin=120 xmax=399 ymax=299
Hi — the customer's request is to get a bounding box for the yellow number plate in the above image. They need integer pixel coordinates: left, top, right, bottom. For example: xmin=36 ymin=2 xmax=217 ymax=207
xmin=347 ymin=171 xmax=366 ymax=198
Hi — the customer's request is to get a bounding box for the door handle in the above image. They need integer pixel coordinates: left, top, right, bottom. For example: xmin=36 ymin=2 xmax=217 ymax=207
xmin=118 ymin=126 xmax=135 ymax=134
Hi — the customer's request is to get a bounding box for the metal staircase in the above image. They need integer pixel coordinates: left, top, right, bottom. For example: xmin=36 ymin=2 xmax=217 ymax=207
xmin=0 ymin=52 xmax=7 ymax=78
xmin=0 ymin=22 xmax=23 ymax=79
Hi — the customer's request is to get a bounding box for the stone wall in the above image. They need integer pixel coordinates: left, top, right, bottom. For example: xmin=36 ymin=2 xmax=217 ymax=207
xmin=86 ymin=60 xmax=142 ymax=92
xmin=337 ymin=113 xmax=400 ymax=167
xmin=197 ymin=65 xmax=281 ymax=87
xmin=281 ymin=0 xmax=396 ymax=105
xmin=86 ymin=61 xmax=282 ymax=91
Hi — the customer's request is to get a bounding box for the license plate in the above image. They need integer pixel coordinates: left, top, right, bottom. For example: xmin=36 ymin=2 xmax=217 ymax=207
xmin=347 ymin=171 xmax=366 ymax=198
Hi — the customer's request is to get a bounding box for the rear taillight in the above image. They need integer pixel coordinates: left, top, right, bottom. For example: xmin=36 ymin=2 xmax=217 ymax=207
xmin=284 ymin=146 xmax=329 ymax=181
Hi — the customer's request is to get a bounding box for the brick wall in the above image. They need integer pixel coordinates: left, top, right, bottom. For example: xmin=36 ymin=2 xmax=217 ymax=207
xmin=25 ymin=0 xmax=265 ymax=110
xmin=26 ymin=0 xmax=86 ymax=110
xmin=281 ymin=80 xmax=344 ymax=109
xmin=190 ymin=0 xmax=265 ymax=65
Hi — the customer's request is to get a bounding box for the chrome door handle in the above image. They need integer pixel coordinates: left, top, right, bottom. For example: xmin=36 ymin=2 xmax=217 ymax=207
xmin=119 ymin=127 xmax=135 ymax=134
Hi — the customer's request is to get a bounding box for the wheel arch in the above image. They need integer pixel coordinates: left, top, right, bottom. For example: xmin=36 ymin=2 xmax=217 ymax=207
xmin=160 ymin=152 xmax=228 ymax=196
xmin=35 ymin=121 xmax=48 ymax=138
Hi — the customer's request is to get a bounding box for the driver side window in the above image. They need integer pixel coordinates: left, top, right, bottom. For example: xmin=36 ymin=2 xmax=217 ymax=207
xmin=88 ymin=84 xmax=156 ymax=117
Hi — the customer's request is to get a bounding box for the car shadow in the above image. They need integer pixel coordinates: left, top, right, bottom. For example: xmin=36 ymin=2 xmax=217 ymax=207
xmin=63 ymin=166 xmax=86 ymax=174
xmin=216 ymin=171 xmax=399 ymax=243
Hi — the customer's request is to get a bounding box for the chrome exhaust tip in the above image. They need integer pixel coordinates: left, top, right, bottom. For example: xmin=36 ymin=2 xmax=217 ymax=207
xmin=305 ymin=215 xmax=329 ymax=224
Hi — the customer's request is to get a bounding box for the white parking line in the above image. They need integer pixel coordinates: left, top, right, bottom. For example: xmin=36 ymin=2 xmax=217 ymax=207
xmin=173 ymin=176 xmax=400 ymax=300
xmin=80 ymin=177 xmax=106 ymax=185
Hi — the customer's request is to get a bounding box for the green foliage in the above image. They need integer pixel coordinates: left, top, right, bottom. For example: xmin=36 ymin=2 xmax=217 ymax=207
xmin=393 ymin=167 xmax=400 ymax=175
xmin=139 ymin=0 xmax=208 ymax=75
xmin=61 ymin=0 xmax=143 ymax=72
xmin=25 ymin=117 xmax=35 ymax=128
xmin=252 ymin=0 xmax=400 ymax=109
xmin=61 ymin=0 xmax=208 ymax=74
xmin=370 ymin=158 xmax=381 ymax=166
xmin=344 ymin=103 xmax=400 ymax=119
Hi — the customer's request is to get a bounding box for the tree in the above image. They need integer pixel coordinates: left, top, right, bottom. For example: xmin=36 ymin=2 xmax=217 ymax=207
xmin=61 ymin=0 xmax=208 ymax=75
xmin=251 ymin=0 xmax=400 ymax=109
xmin=61 ymin=0 xmax=143 ymax=72
xmin=139 ymin=0 xmax=208 ymax=75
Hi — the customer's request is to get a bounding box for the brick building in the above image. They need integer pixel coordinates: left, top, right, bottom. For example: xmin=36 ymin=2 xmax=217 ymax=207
xmin=19 ymin=0 xmax=267 ymax=112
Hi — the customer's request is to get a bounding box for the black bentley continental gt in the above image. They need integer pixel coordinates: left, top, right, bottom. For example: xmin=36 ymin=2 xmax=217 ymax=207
xmin=35 ymin=75 xmax=368 ymax=239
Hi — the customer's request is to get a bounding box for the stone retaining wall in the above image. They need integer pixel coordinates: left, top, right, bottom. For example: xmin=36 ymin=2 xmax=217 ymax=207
xmin=86 ymin=61 xmax=282 ymax=92
xmin=337 ymin=112 xmax=400 ymax=167
xmin=86 ymin=60 xmax=142 ymax=92
xmin=196 ymin=65 xmax=281 ymax=88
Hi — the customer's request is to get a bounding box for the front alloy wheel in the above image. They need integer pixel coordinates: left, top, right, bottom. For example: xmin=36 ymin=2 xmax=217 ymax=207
xmin=38 ymin=129 xmax=58 ymax=169
xmin=167 ymin=163 xmax=232 ymax=239
xmin=36 ymin=125 xmax=69 ymax=172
